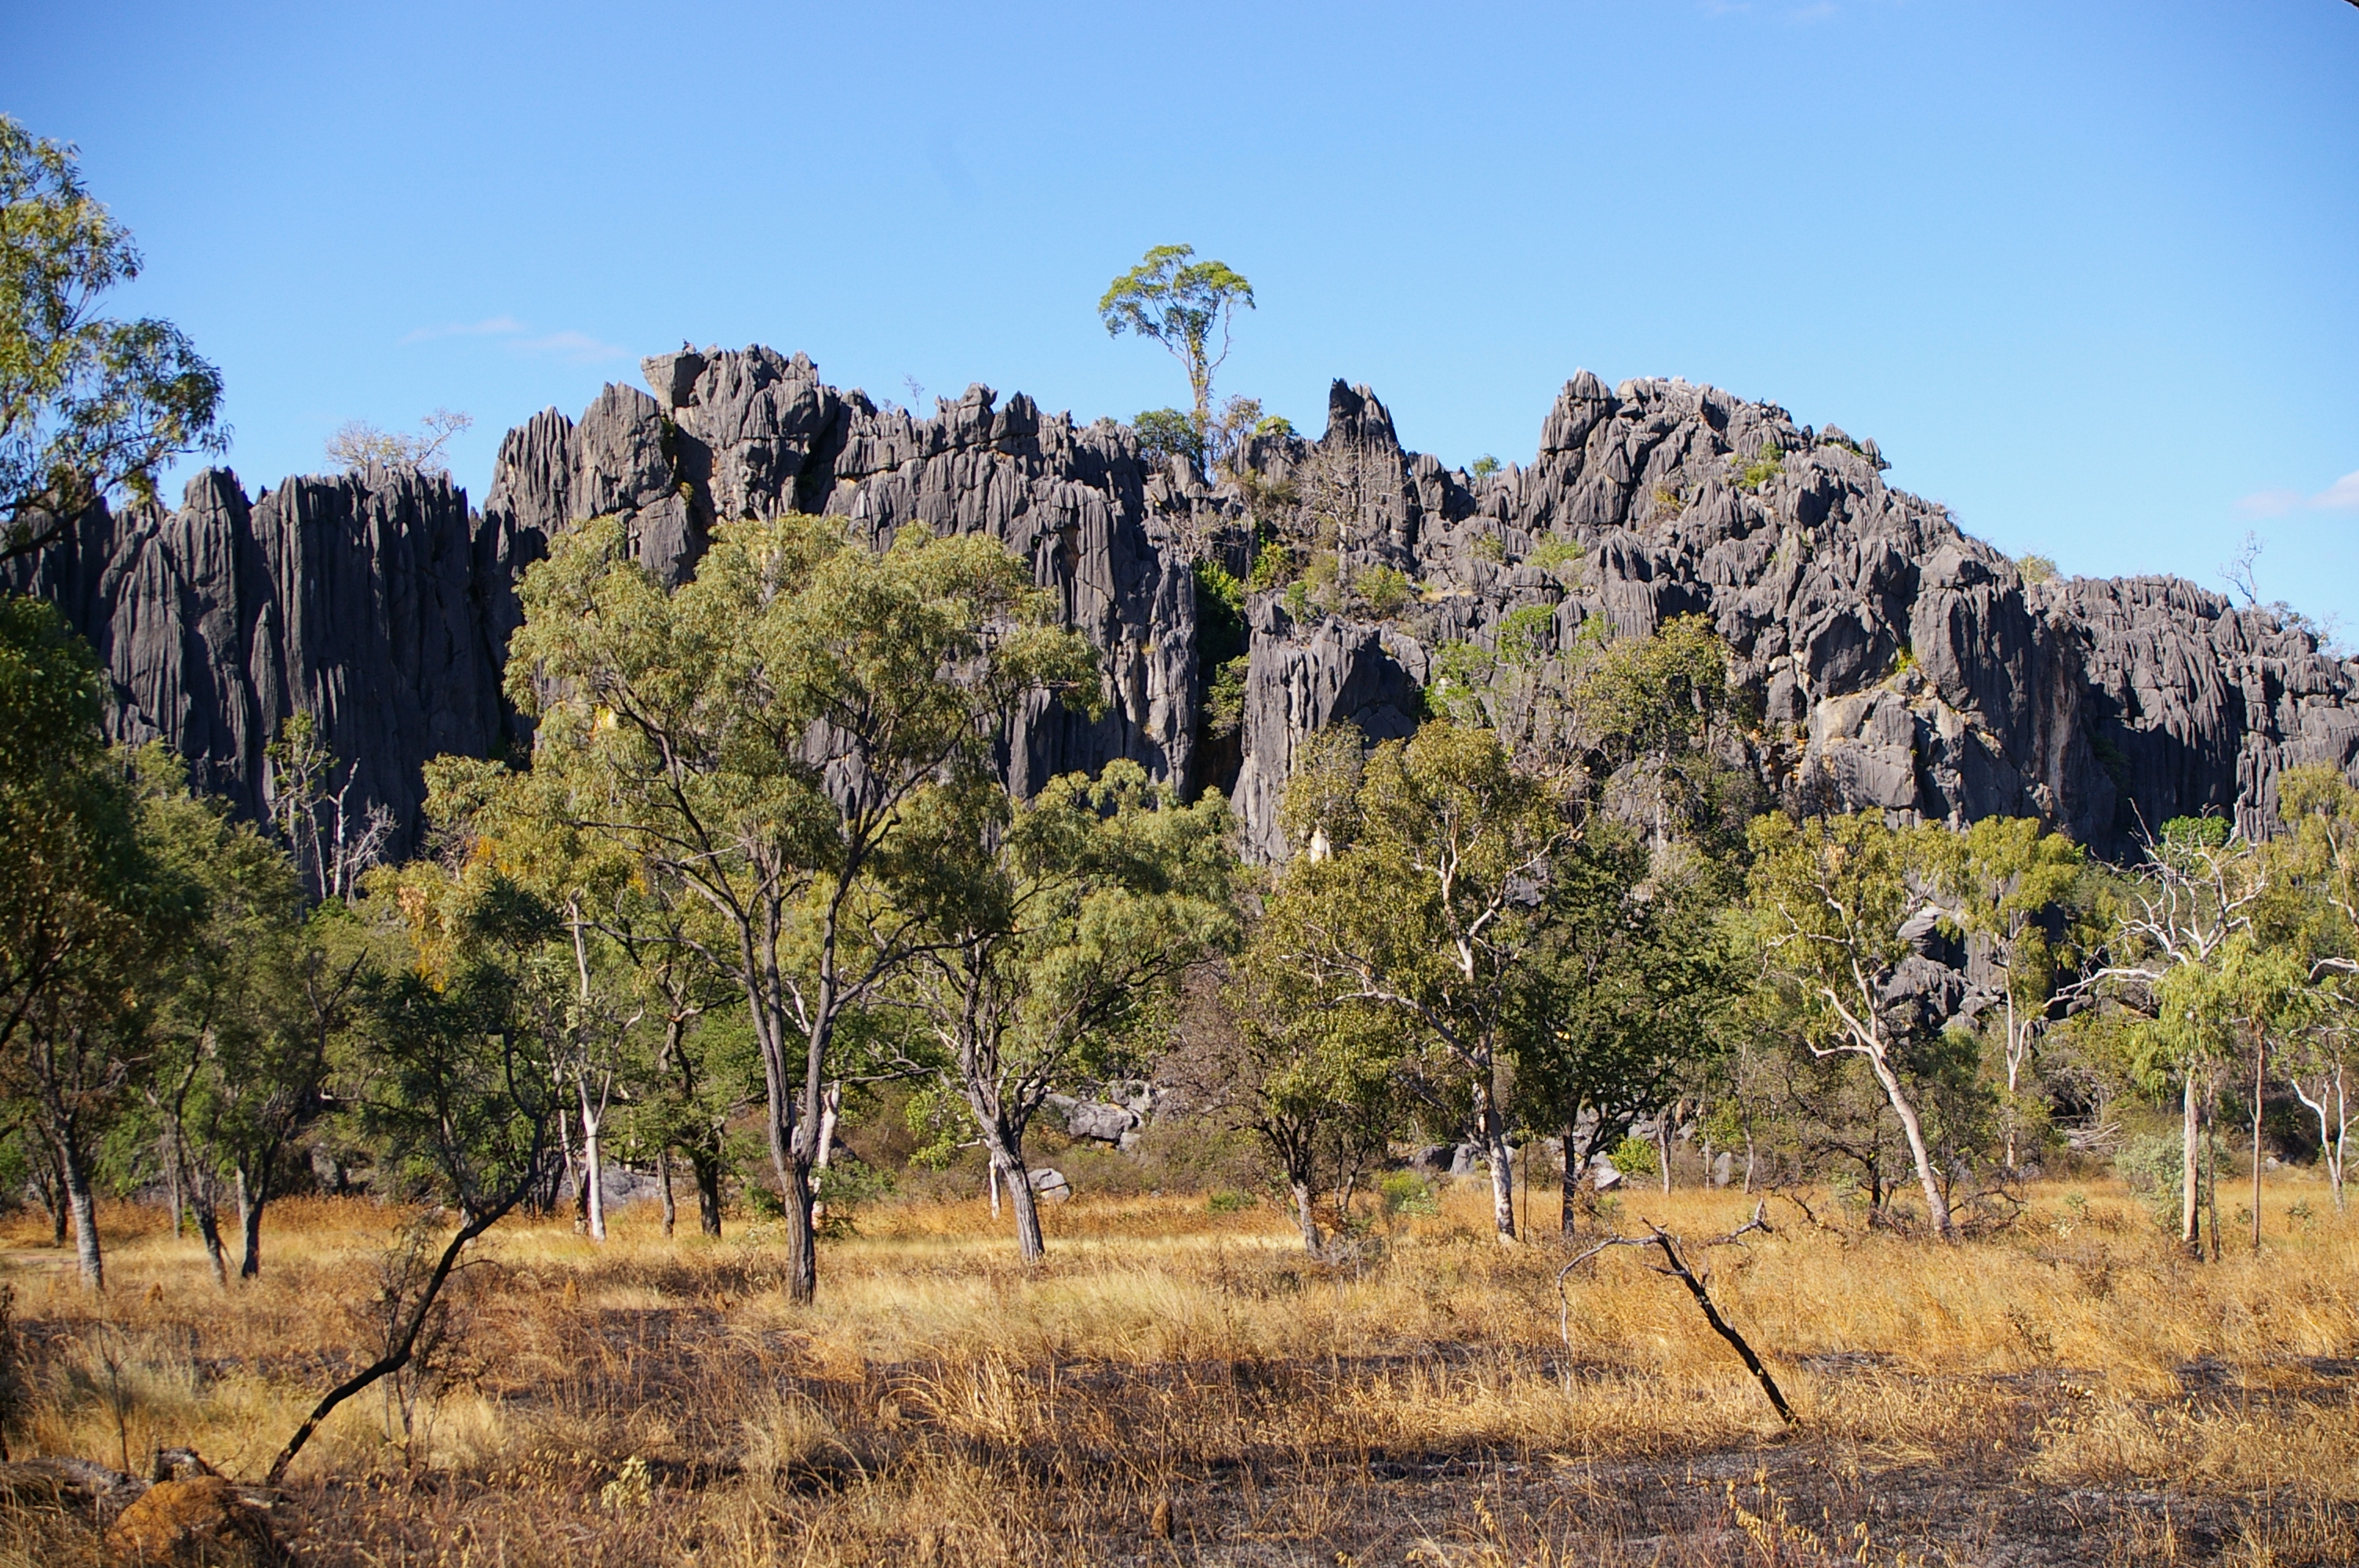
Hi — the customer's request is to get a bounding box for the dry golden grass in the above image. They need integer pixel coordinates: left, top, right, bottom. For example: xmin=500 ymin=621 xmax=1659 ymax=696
xmin=1 ymin=1175 xmax=2356 ymax=1564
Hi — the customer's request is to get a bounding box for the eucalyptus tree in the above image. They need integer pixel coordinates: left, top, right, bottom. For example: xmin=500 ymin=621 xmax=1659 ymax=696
xmin=1099 ymin=244 xmax=1255 ymax=448
xmin=264 ymin=711 xmax=395 ymax=905
xmin=1524 ymin=833 xmax=1736 ymax=1234
xmin=142 ymin=772 xmax=367 ymax=1282
xmin=1199 ymin=956 xmax=1398 ymax=1254
xmin=620 ymin=928 xmax=750 ymax=1239
xmin=0 ymin=599 xmax=198 ymax=1287
xmin=1746 ymin=811 xmax=1959 ymax=1240
xmin=889 ymin=761 xmax=1236 ymax=1261
xmin=1257 ymin=719 xmax=1576 ymax=1243
xmin=1918 ymin=815 xmax=2091 ymax=1169
xmin=1566 ymin=614 xmax=1756 ymax=854
xmin=0 ymin=116 xmax=226 ymax=561
xmin=2085 ymin=815 xmax=2268 ymax=1256
xmin=2274 ymin=765 xmax=2359 ymax=1208
xmin=2286 ymin=1011 xmax=2356 ymax=1213
xmin=507 ymin=514 xmax=1095 ymax=1301
xmin=420 ymin=755 xmax=654 ymax=1242
xmin=1165 ymin=731 xmax=1402 ymax=1255
xmin=270 ymin=898 xmax=560 ymax=1485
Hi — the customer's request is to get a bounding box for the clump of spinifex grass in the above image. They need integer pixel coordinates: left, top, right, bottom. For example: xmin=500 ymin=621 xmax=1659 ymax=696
xmin=0 ymin=1177 xmax=2354 ymax=1564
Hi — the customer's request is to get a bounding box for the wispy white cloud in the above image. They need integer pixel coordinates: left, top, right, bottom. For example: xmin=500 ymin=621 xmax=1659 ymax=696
xmin=510 ymin=329 xmax=630 ymax=365
xmin=2236 ymin=470 xmax=2359 ymax=519
xmin=401 ymin=316 xmax=628 ymax=364
xmin=2317 ymin=470 xmax=2359 ymax=510
xmin=401 ymin=314 xmax=528 ymax=343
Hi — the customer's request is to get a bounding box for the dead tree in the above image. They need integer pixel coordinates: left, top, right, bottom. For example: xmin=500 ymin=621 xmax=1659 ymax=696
xmin=1556 ymin=1202 xmax=1793 ymax=1424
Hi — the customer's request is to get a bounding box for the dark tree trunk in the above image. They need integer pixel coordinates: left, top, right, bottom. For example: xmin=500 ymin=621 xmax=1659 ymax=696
xmin=994 ymin=1146 xmax=1045 ymax=1263
xmin=783 ymin=1155 xmax=817 ymax=1301
xmin=691 ymin=1146 xmax=723 ymax=1239
xmin=235 ymin=1167 xmax=269 ymax=1279
xmin=192 ymin=1195 xmax=228 ymax=1287
xmin=756 ymin=1009 xmax=814 ymax=1301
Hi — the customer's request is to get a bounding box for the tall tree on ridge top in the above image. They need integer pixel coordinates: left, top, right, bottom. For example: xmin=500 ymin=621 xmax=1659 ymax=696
xmin=507 ymin=511 xmax=1096 ymax=1302
xmin=0 ymin=115 xmax=225 ymax=563
xmin=1100 ymin=244 xmax=1254 ymax=452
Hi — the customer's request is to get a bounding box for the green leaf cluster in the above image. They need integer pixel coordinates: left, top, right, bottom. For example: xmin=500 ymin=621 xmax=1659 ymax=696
xmin=1 ymin=117 xmax=225 ymax=560
xmin=1100 ymin=245 xmax=1255 ymax=437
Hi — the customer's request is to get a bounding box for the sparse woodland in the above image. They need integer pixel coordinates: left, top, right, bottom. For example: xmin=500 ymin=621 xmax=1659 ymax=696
xmin=9 ymin=510 xmax=2359 ymax=1562
xmin=5 ymin=176 xmax=2359 ymax=1566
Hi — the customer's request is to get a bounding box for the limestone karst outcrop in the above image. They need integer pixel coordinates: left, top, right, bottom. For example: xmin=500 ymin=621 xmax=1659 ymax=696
xmin=13 ymin=346 xmax=2357 ymax=863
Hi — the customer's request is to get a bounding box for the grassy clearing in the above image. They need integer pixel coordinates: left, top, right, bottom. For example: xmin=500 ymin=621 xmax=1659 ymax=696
xmin=2 ymin=1177 xmax=2357 ymax=1564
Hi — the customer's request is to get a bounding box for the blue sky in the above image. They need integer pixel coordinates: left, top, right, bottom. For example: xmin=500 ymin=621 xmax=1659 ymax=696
xmin=9 ymin=1 xmax=2357 ymax=630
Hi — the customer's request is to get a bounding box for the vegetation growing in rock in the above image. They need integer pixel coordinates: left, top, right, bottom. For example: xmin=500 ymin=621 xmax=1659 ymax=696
xmin=1528 ymin=534 xmax=1583 ymax=579
xmin=1735 ymin=441 xmax=1783 ymax=492
xmin=1100 ymin=244 xmax=1254 ymax=455
xmin=1358 ymin=564 xmax=1412 ymax=618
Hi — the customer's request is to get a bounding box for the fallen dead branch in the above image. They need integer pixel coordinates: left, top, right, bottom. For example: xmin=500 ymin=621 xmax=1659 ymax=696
xmin=1557 ymin=1200 xmax=1794 ymax=1424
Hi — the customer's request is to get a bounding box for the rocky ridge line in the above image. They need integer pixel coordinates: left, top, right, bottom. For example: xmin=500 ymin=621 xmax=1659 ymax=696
xmin=12 ymin=347 xmax=2354 ymax=862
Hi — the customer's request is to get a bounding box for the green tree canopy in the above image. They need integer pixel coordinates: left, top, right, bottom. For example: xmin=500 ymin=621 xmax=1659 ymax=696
xmin=0 ymin=601 xmax=198 ymax=1286
xmin=1745 ymin=811 xmax=1961 ymax=1240
xmin=2085 ymin=814 xmax=2269 ymax=1253
xmin=1522 ymin=832 xmax=1736 ymax=1233
xmin=1258 ymin=719 xmax=1575 ymax=1243
xmin=1 ymin=117 xmax=224 ymax=561
xmin=1917 ymin=815 xmax=2092 ymax=1168
xmin=141 ymin=766 xmax=364 ymax=1283
xmin=504 ymin=512 xmax=1096 ymax=1300
xmin=1214 ymin=946 xmax=1401 ymax=1255
xmin=889 ymin=760 xmax=1237 ymax=1261
xmin=1100 ymin=244 xmax=1254 ymax=448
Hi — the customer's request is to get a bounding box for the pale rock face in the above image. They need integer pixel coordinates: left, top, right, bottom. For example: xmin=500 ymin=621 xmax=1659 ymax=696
xmin=14 ymin=349 xmax=2357 ymax=862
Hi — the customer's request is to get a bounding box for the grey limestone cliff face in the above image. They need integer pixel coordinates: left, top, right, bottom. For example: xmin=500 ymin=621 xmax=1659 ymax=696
xmin=1231 ymin=599 xmax=1428 ymax=863
xmin=14 ymin=347 xmax=2357 ymax=866
xmin=1223 ymin=373 xmax=2359 ymax=858
xmin=483 ymin=347 xmax=1203 ymax=803
xmin=9 ymin=464 xmax=511 ymax=837
xmin=2055 ymin=575 xmax=2359 ymax=843
xmin=13 ymin=347 xmax=1208 ymax=847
